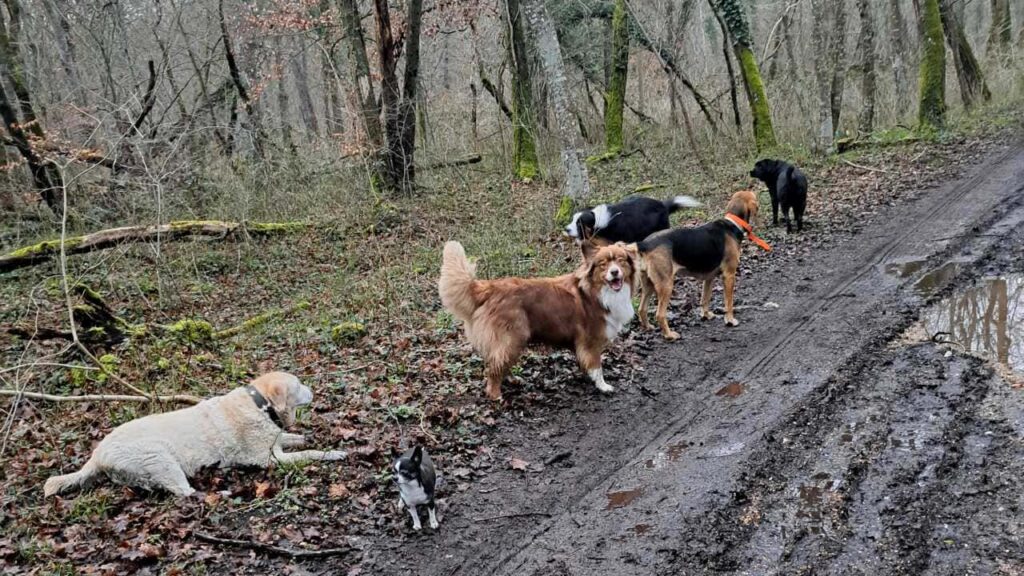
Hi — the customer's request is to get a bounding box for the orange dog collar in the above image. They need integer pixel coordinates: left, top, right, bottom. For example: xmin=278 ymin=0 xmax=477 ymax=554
xmin=724 ymin=213 xmax=772 ymax=252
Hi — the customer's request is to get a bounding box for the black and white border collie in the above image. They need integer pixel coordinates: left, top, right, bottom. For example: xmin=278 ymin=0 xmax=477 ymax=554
xmin=565 ymin=195 xmax=702 ymax=244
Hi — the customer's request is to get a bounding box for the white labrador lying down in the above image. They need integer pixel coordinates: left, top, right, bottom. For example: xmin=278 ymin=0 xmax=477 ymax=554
xmin=44 ymin=372 xmax=346 ymax=497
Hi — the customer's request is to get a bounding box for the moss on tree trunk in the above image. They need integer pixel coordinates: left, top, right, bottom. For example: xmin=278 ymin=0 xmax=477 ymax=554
xmin=918 ymin=0 xmax=946 ymax=129
xmin=506 ymin=0 xmax=540 ymax=181
xmin=714 ymin=0 xmax=776 ymax=151
xmin=734 ymin=45 xmax=777 ymax=151
xmin=604 ymin=0 xmax=628 ymax=154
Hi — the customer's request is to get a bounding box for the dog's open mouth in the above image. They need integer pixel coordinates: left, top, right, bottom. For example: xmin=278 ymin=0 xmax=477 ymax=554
xmin=608 ymin=277 xmax=624 ymax=291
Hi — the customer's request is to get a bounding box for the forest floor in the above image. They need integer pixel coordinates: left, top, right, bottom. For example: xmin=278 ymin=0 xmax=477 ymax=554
xmin=2 ymin=110 xmax=1024 ymax=575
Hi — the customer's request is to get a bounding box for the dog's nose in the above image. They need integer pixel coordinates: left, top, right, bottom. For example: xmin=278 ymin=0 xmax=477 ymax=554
xmin=609 ymin=267 xmax=620 ymax=278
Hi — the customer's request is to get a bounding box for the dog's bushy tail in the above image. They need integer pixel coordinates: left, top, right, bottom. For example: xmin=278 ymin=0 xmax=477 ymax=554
xmin=665 ymin=195 xmax=702 ymax=213
xmin=439 ymin=241 xmax=479 ymax=323
xmin=44 ymin=457 xmax=101 ymax=497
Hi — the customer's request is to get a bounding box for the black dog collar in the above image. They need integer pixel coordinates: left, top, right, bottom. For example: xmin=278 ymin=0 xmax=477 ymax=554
xmin=246 ymin=385 xmax=284 ymax=429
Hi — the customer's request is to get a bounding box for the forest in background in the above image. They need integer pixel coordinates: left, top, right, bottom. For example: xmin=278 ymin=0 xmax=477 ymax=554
xmin=0 ymin=0 xmax=1020 ymax=234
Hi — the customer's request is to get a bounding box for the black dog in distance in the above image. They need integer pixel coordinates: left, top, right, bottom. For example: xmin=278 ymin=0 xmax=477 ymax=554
xmin=750 ymin=159 xmax=808 ymax=233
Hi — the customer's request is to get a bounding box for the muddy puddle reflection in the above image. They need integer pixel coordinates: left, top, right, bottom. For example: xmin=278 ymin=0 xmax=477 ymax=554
xmin=921 ymin=274 xmax=1024 ymax=373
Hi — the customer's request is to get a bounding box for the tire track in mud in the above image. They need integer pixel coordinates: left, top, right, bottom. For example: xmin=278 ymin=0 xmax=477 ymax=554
xmin=363 ymin=144 xmax=1024 ymax=576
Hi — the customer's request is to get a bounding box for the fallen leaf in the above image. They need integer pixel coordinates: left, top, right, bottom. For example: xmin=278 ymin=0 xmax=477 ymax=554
xmin=254 ymin=480 xmax=274 ymax=499
xmin=204 ymin=492 xmax=221 ymax=506
xmin=328 ymin=483 xmax=350 ymax=499
xmin=334 ymin=427 xmax=359 ymax=440
xmin=509 ymin=457 xmax=529 ymax=471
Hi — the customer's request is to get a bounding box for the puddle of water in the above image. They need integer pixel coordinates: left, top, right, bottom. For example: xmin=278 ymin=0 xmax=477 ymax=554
xmin=884 ymin=258 xmax=926 ymax=278
xmin=631 ymin=523 xmax=652 ymax=535
xmin=913 ymin=261 xmax=963 ymax=296
xmin=606 ymin=488 xmax=644 ymax=510
xmin=715 ymin=382 xmax=745 ymax=398
xmin=920 ymin=274 xmax=1024 ymax=375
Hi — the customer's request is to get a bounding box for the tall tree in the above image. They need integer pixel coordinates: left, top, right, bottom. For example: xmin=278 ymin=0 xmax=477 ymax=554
xmin=918 ymin=0 xmax=946 ymax=129
xmin=0 ymin=0 xmax=65 ymax=214
xmin=940 ymin=0 xmax=991 ymax=109
xmin=522 ymin=0 xmax=592 ymax=218
xmin=604 ymin=0 xmax=628 ymax=154
xmin=856 ymin=0 xmax=877 ymax=134
xmin=372 ymin=0 xmax=424 ymax=194
xmin=812 ymin=0 xmax=835 ymax=151
xmin=713 ymin=0 xmax=777 ymax=150
xmin=986 ymin=0 xmax=1011 ymax=56
xmin=828 ymin=0 xmax=849 ymax=136
xmin=504 ymin=0 xmax=539 ymax=181
xmin=887 ymin=0 xmax=911 ymax=110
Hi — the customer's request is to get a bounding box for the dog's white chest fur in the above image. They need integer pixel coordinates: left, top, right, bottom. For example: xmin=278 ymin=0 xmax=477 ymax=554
xmin=398 ymin=479 xmax=430 ymax=506
xmin=600 ymin=285 xmax=634 ymax=341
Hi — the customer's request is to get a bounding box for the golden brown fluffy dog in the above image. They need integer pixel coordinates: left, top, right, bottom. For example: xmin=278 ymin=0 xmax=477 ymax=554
xmin=439 ymin=240 xmax=638 ymax=400
xmin=635 ymin=190 xmax=761 ymax=340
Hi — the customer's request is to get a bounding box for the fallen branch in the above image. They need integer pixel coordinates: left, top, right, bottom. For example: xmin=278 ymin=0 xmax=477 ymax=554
xmin=1 ymin=220 xmax=307 ymax=273
xmin=419 ymin=154 xmax=483 ymax=171
xmin=0 ymin=389 xmax=201 ymax=404
xmin=212 ymin=301 xmax=311 ymax=340
xmin=193 ymin=531 xmax=352 ymax=558
xmin=841 ymin=159 xmax=892 ymax=174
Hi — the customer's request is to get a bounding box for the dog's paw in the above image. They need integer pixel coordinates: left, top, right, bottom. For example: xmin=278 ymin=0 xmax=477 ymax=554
xmin=595 ymin=381 xmax=615 ymax=394
xmin=725 ymin=317 xmax=739 ymax=327
xmin=324 ymin=450 xmax=348 ymax=461
xmin=701 ymin=311 xmax=717 ymax=321
xmin=663 ymin=330 xmax=681 ymax=341
xmin=429 ymin=518 xmax=440 ymax=530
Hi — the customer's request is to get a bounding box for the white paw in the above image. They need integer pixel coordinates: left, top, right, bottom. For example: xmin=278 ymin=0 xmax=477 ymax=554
xmin=429 ymin=518 xmax=440 ymax=529
xmin=324 ymin=450 xmax=348 ymax=461
xmin=413 ymin=523 xmax=422 ymax=532
xmin=725 ymin=317 xmax=739 ymax=327
xmin=595 ymin=381 xmax=615 ymax=394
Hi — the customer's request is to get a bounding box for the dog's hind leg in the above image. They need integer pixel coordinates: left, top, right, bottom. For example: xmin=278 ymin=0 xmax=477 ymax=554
xmin=428 ymin=502 xmax=440 ymax=529
xmin=637 ymin=275 xmax=655 ymax=330
xmin=113 ymin=454 xmax=195 ymax=496
xmin=483 ymin=340 xmax=521 ymax=401
xmin=700 ymin=278 xmax=717 ymax=321
xmin=577 ymin=346 xmax=613 ymax=393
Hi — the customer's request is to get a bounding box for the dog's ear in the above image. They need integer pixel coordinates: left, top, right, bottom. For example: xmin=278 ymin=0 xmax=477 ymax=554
xmin=250 ymin=372 xmax=293 ymax=418
xmin=412 ymin=446 xmax=423 ymax=466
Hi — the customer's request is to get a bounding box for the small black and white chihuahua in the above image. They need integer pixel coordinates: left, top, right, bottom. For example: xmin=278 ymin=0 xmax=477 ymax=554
xmin=394 ymin=446 xmax=438 ymax=531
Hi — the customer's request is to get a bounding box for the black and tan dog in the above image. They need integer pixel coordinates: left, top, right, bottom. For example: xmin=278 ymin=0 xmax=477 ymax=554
xmin=635 ymin=190 xmax=768 ymax=340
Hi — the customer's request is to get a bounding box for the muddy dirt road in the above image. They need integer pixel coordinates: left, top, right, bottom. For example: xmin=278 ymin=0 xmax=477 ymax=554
xmin=362 ymin=144 xmax=1024 ymax=575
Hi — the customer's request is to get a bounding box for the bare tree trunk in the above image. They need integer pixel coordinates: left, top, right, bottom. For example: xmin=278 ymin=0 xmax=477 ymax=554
xmin=829 ymin=0 xmax=849 ymax=135
xmin=813 ymin=0 xmax=835 ymax=151
xmin=940 ymin=0 xmax=991 ymax=108
xmin=888 ymin=0 xmax=911 ymax=109
xmin=337 ymin=0 xmax=384 ymax=165
xmin=218 ymin=0 xmax=265 ymax=157
xmin=274 ymin=38 xmax=293 ymax=149
xmin=713 ymin=0 xmax=777 ymax=150
xmin=504 ymin=0 xmax=539 ymax=180
xmin=604 ymin=0 xmax=629 ymax=154
xmin=292 ymin=46 xmax=320 ymax=138
xmin=0 ymin=3 xmax=64 ymax=214
xmin=710 ymin=1 xmax=742 ymax=130
xmin=987 ymin=0 xmax=1011 ymax=56
xmin=522 ymin=0 xmax=591 ymax=215
xmin=371 ymin=0 xmax=423 ymax=194
xmin=40 ymin=0 xmax=84 ymax=105
xmin=856 ymin=0 xmax=877 ymax=134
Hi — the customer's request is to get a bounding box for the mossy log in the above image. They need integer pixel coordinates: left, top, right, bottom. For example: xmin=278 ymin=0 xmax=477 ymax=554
xmin=213 ymin=301 xmax=311 ymax=340
xmin=0 ymin=220 xmax=308 ymax=273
